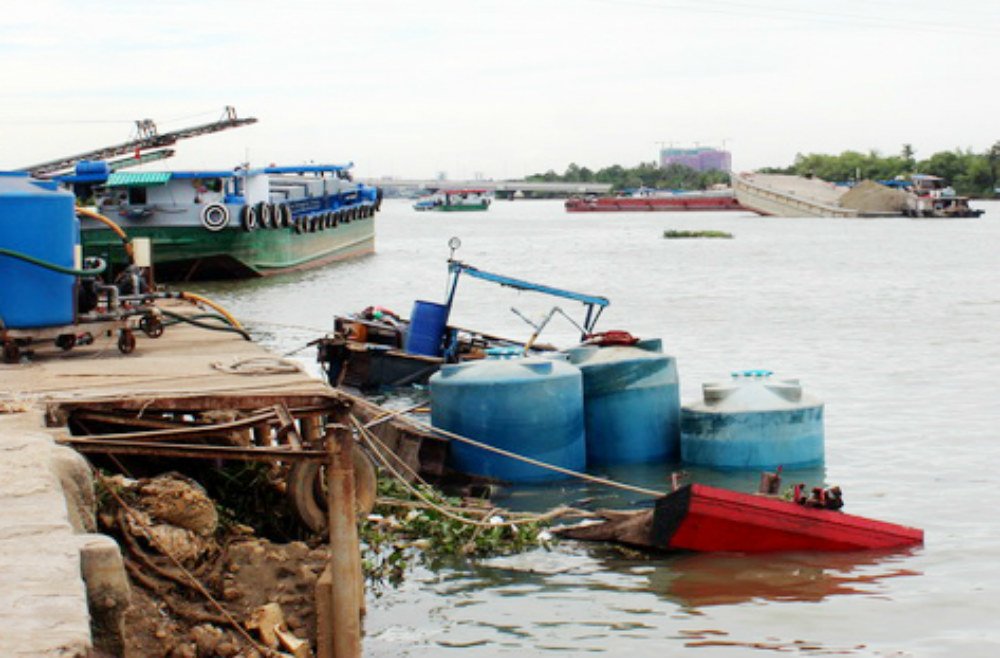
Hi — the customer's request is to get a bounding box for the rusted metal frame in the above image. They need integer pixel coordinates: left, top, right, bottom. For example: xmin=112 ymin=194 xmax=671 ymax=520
xmin=59 ymin=436 xmax=327 ymax=462
xmin=71 ymin=410 xmax=219 ymax=431
xmin=58 ymin=410 xmax=280 ymax=444
xmin=45 ymin=393 xmax=347 ymax=425
xmin=272 ymin=402 xmax=304 ymax=451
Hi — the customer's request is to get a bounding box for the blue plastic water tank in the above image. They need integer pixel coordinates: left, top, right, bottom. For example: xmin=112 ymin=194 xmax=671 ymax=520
xmin=567 ymin=338 xmax=681 ymax=465
xmin=0 ymin=172 xmax=78 ymax=329
xmin=404 ymin=300 xmax=450 ymax=357
xmin=430 ymin=357 xmax=586 ymax=482
xmin=680 ymin=370 xmax=824 ymax=470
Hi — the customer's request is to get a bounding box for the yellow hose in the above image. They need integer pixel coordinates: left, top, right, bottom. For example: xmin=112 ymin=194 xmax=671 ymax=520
xmin=76 ymin=207 xmax=135 ymax=263
xmin=179 ymin=291 xmax=245 ymax=331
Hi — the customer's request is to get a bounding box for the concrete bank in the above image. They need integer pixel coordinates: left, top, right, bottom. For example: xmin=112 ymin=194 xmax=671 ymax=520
xmin=0 ymin=304 xmax=332 ymax=656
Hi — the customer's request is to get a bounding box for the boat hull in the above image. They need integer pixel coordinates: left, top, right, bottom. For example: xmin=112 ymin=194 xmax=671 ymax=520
xmin=82 ymin=213 xmax=374 ymax=280
xmin=651 ymin=484 xmax=923 ymax=553
xmin=565 ymin=195 xmax=742 ymax=212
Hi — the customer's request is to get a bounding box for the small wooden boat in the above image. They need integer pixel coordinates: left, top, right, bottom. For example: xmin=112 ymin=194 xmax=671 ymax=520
xmin=560 ymin=483 xmax=923 ymax=554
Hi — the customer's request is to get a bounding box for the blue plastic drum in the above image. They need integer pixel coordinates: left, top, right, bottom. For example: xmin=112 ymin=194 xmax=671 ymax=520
xmin=430 ymin=357 xmax=586 ymax=482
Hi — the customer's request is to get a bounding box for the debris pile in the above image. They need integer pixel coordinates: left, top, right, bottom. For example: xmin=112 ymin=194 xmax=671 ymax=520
xmin=98 ymin=473 xmax=321 ymax=657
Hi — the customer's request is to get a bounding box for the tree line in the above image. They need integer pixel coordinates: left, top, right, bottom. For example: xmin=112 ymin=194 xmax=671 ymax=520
xmin=530 ymin=143 xmax=1000 ymax=196
xmin=526 ymin=162 xmax=730 ymax=192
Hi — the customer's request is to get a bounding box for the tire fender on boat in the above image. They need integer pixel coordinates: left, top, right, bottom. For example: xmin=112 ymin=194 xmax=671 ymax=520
xmin=240 ymin=205 xmax=258 ymax=232
xmin=200 ymin=203 xmax=230 ymax=232
xmin=277 ymin=203 xmax=292 ymax=228
xmin=324 ymin=212 xmax=334 ymax=229
xmin=256 ymin=202 xmax=273 ymax=229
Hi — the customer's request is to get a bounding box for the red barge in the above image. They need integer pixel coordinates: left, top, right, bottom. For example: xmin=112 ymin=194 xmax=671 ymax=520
xmin=565 ymin=192 xmax=742 ymax=212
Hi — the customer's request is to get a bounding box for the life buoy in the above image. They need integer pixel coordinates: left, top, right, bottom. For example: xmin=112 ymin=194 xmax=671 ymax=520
xmin=200 ymin=203 xmax=230 ymax=232
xmin=240 ymin=205 xmax=258 ymax=232
xmin=255 ymin=202 xmax=273 ymax=229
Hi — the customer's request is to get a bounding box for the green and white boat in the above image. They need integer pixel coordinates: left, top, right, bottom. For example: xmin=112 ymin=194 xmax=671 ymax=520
xmin=63 ymin=162 xmax=381 ymax=280
xmin=413 ymin=188 xmax=491 ymax=212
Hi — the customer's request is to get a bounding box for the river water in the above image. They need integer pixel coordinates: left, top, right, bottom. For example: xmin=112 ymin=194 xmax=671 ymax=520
xmin=194 ymin=198 xmax=1000 ymax=657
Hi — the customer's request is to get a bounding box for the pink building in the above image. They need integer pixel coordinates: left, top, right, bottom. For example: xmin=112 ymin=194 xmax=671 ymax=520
xmin=659 ymin=148 xmax=731 ymax=172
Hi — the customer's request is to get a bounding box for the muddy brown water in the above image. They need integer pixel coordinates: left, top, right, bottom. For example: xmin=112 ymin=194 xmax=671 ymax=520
xmin=192 ymin=198 xmax=1000 ymax=657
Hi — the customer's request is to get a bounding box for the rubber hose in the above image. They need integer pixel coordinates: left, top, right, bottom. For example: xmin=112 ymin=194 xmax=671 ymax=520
xmin=159 ymin=308 xmax=251 ymax=341
xmin=0 ymin=247 xmax=106 ymax=276
xmin=178 ymin=291 xmax=245 ymax=331
xmin=75 ymin=208 xmax=135 ymax=264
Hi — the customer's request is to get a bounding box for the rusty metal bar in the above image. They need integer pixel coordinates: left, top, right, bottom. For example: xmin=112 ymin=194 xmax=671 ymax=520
xmin=58 ymin=437 xmax=326 ymax=462
xmin=273 ymin=403 xmax=304 ymax=451
xmin=58 ymin=410 xmax=279 ymax=444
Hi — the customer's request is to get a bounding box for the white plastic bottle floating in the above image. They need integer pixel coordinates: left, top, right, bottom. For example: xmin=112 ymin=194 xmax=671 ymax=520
xmin=680 ymin=370 xmax=824 ymax=470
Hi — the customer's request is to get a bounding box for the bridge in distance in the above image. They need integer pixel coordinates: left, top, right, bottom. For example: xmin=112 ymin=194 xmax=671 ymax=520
xmin=359 ymin=178 xmax=612 ymax=198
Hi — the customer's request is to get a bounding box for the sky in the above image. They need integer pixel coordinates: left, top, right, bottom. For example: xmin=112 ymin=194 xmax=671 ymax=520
xmin=2 ymin=0 xmax=998 ymax=180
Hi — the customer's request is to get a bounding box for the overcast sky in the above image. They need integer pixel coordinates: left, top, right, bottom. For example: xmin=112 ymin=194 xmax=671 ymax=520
xmin=2 ymin=0 xmax=998 ymax=179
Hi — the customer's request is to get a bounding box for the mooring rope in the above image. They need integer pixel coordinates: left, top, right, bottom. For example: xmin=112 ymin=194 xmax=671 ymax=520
xmin=351 ymin=416 xmax=552 ymax=529
xmin=400 ymin=415 xmax=666 ymax=499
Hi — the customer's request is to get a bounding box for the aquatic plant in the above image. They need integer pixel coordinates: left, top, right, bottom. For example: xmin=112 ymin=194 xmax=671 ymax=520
xmin=663 ymin=229 xmax=733 ymax=239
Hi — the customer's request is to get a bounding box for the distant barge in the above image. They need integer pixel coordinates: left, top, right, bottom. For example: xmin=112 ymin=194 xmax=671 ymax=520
xmin=565 ymin=191 xmax=742 ymax=212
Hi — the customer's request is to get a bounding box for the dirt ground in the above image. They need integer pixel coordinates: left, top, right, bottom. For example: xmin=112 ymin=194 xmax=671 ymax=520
xmin=101 ymin=474 xmax=330 ymax=658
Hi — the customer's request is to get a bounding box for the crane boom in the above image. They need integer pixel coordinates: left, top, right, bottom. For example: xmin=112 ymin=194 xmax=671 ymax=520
xmin=22 ymin=106 xmax=256 ymax=177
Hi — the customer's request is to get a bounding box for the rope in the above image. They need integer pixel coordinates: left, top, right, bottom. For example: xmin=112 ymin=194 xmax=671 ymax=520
xmin=210 ymin=356 xmax=303 ymax=376
xmin=352 ymin=416 xmax=543 ymax=529
xmin=404 ymin=416 xmax=666 ymax=499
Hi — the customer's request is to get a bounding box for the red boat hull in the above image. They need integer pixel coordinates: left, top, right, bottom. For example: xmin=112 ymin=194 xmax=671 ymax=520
xmin=651 ymin=484 xmax=923 ymax=553
xmin=565 ymin=196 xmax=743 ymax=212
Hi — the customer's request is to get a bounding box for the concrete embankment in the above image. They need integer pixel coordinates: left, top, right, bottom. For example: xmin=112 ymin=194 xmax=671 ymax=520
xmin=0 ymin=302 xmax=333 ymax=656
xmin=0 ymin=406 xmax=128 ymax=657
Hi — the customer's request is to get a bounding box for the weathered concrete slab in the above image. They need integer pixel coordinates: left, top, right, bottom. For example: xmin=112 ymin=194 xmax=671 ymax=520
xmin=0 ymin=411 xmax=94 ymax=657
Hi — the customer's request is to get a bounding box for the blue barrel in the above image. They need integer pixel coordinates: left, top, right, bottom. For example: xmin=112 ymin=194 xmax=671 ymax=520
xmin=404 ymin=300 xmax=450 ymax=357
xmin=0 ymin=172 xmax=78 ymax=329
xmin=567 ymin=338 xmax=680 ymax=465
xmin=430 ymin=357 xmax=586 ymax=482
xmin=681 ymin=370 xmax=824 ymax=470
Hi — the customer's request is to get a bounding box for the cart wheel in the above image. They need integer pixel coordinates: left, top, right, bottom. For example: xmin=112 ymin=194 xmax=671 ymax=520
xmin=139 ymin=314 xmax=164 ymax=338
xmin=287 ymin=445 xmax=377 ymax=532
xmin=2 ymin=341 xmax=20 ymax=364
xmin=55 ymin=334 xmax=77 ymax=351
xmin=118 ymin=329 xmax=136 ymax=355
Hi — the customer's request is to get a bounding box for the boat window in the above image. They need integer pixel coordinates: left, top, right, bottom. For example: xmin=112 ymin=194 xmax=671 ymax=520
xmin=128 ymin=186 xmax=147 ymax=204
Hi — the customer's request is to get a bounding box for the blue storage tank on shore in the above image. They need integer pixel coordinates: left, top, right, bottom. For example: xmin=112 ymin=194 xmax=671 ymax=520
xmin=430 ymin=357 xmax=586 ymax=482
xmin=0 ymin=172 xmax=78 ymax=329
xmin=680 ymin=370 xmax=824 ymax=470
xmin=567 ymin=338 xmax=680 ymax=465
xmin=404 ymin=300 xmax=450 ymax=357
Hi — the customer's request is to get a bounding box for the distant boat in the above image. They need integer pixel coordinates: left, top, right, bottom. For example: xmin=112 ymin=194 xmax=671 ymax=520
xmin=413 ymin=189 xmax=492 ymax=212
xmin=565 ymin=188 xmax=742 ymax=212
xmin=61 ymin=162 xmax=382 ymax=280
